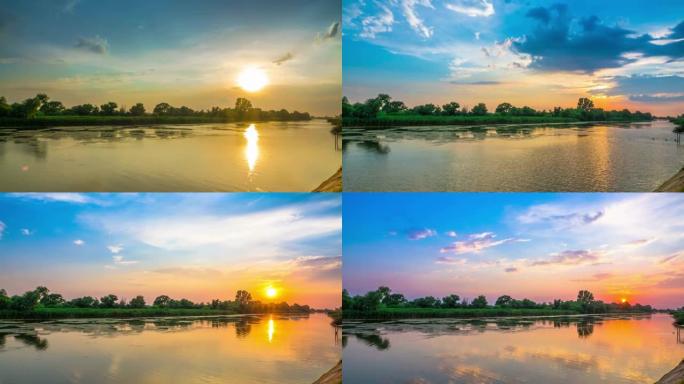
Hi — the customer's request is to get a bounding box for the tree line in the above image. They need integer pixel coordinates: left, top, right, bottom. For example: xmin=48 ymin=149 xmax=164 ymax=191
xmin=342 ymin=94 xmax=654 ymax=122
xmin=0 ymin=94 xmax=311 ymax=121
xmin=343 ymin=286 xmax=654 ymax=314
xmin=0 ymin=286 xmax=312 ymax=314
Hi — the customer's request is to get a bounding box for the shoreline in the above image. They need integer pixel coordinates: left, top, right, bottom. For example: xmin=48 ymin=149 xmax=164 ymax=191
xmin=313 ymin=167 xmax=342 ymax=192
xmin=656 ymin=360 xmax=684 ymax=384
xmin=656 ymin=167 xmax=684 ymax=192
xmin=312 ymin=360 xmax=342 ymax=384
xmin=342 ymin=311 xmax=656 ymax=321
xmin=342 ymin=118 xmax=655 ymax=129
xmin=0 ymin=116 xmax=321 ymax=128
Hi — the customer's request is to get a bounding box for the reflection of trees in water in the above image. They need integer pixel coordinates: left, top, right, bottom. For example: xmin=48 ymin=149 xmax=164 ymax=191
xmin=577 ymin=322 xmax=594 ymax=338
xmin=352 ymin=333 xmax=391 ymax=350
xmin=14 ymin=333 xmax=48 ymax=350
xmin=354 ymin=140 xmax=391 ymax=154
xmin=235 ymin=320 xmax=252 ymax=338
xmin=341 ymin=335 xmax=347 ymax=348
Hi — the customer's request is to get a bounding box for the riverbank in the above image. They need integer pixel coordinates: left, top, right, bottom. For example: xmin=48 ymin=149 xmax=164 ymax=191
xmin=0 ymin=115 xmax=312 ymax=128
xmin=656 ymin=360 xmax=684 ymax=384
xmin=313 ymin=167 xmax=342 ymax=192
xmin=343 ymin=115 xmax=653 ymax=128
xmin=312 ymin=360 xmax=342 ymax=384
xmin=656 ymin=167 xmax=684 ymax=192
xmin=343 ymin=307 xmax=580 ymax=319
xmin=0 ymin=307 xmax=313 ymax=319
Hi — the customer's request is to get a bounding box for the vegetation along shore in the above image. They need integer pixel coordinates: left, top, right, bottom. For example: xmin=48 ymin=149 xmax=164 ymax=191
xmin=343 ymin=94 xmax=655 ymax=128
xmin=0 ymin=286 xmax=317 ymax=319
xmin=342 ymin=286 xmax=654 ymax=320
xmin=656 ymin=116 xmax=684 ymax=192
xmin=0 ymin=93 xmax=312 ymax=127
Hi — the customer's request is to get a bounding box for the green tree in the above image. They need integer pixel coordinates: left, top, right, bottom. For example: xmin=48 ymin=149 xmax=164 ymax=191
xmin=153 ymin=102 xmax=173 ymax=115
xmin=41 ymin=293 xmax=64 ymax=307
xmin=471 ymin=103 xmax=488 ymax=116
xmin=577 ymin=290 xmax=594 ymax=305
xmin=129 ymin=295 xmax=146 ymax=308
xmin=129 ymin=103 xmax=146 ymax=116
xmin=153 ymin=295 xmax=171 ymax=307
xmin=235 ymin=290 xmax=252 ymax=307
xmin=471 ymin=295 xmax=488 ymax=308
xmin=577 ymin=97 xmax=594 ymax=112
xmin=40 ymin=101 xmax=65 ymax=115
xmin=495 ymin=295 xmax=513 ymax=307
xmin=441 ymin=102 xmax=461 ymax=115
xmin=100 ymin=102 xmax=118 ymax=115
xmin=495 ymin=102 xmax=513 ymax=114
xmin=441 ymin=294 xmax=461 ymax=308
xmin=235 ymin=98 xmax=253 ymax=114
xmin=100 ymin=294 xmax=118 ymax=308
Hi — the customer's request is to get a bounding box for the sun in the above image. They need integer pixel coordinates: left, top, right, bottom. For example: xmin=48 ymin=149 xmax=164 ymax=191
xmin=237 ymin=67 xmax=269 ymax=92
xmin=621 ymin=298 xmax=627 ymax=304
xmin=265 ymin=286 xmax=278 ymax=299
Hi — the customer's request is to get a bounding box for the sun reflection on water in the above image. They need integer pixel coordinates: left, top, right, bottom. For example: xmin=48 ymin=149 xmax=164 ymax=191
xmin=267 ymin=316 xmax=275 ymax=343
xmin=244 ymin=124 xmax=259 ymax=174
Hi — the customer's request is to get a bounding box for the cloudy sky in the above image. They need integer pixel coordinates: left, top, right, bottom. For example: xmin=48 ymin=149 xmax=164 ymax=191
xmin=344 ymin=193 xmax=684 ymax=309
xmin=344 ymin=0 xmax=684 ymax=116
xmin=0 ymin=193 xmax=341 ymax=309
xmin=0 ymin=0 xmax=341 ymax=116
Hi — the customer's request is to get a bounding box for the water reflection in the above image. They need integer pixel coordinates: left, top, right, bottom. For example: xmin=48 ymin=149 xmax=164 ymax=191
xmin=0 ymin=314 xmax=338 ymax=384
xmin=343 ymin=314 xmax=682 ymax=384
xmin=343 ymin=120 xmax=684 ymax=192
xmin=244 ymin=124 xmax=260 ymax=174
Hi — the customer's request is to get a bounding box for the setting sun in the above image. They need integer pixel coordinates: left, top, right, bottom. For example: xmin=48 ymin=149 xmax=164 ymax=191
xmin=237 ymin=67 xmax=269 ymax=92
xmin=621 ymin=298 xmax=627 ymax=304
xmin=265 ymin=286 xmax=278 ymax=299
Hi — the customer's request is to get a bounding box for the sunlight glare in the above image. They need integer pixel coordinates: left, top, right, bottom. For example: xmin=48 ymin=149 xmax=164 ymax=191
xmin=244 ymin=124 xmax=259 ymax=174
xmin=268 ymin=317 xmax=275 ymax=343
xmin=266 ymin=286 xmax=278 ymax=298
xmin=237 ymin=67 xmax=269 ymax=92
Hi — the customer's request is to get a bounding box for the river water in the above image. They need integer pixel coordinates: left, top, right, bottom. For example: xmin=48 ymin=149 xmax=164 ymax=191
xmin=343 ymin=120 xmax=684 ymax=191
xmin=0 ymin=313 xmax=339 ymax=384
xmin=0 ymin=120 xmax=340 ymax=192
xmin=343 ymin=313 xmax=683 ymax=383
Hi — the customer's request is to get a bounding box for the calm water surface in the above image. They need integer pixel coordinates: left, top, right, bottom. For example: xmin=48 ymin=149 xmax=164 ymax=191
xmin=0 ymin=120 xmax=340 ymax=191
xmin=343 ymin=313 xmax=683 ymax=384
xmin=343 ymin=121 xmax=684 ymax=191
xmin=0 ymin=313 xmax=339 ymax=384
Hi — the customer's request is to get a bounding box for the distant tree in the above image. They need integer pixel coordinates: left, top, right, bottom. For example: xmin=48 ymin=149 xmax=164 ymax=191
xmin=412 ymin=103 xmax=439 ymax=115
xmin=41 ymin=293 xmax=65 ymax=307
xmin=495 ymin=295 xmax=513 ymax=307
xmin=442 ymin=102 xmax=461 ymax=116
xmin=385 ymin=293 xmax=407 ymax=306
xmin=0 ymin=289 xmax=9 ymax=309
xmin=100 ymin=294 xmax=118 ymax=308
xmin=495 ymin=102 xmax=513 ymax=114
xmin=128 ymin=295 xmax=146 ymax=308
xmin=0 ymin=97 xmax=10 ymax=117
xmin=471 ymin=103 xmax=488 ymax=116
xmin=129 ymin=103 xmax=146 ymax=116
xmin=235 ymin=98 xmax=253 ymax=114
xmin=377 ymin=286 xmax=391 ymax=303
xmin=100 ymin=102 xmax=118 ymax=115
xmin=153 ymin=102 xmax=173 ymax=115
xmin=341 ymin=97 xmax=353 ymax=117
xmin=69 ymin=104 xmax=98 ymax=115
xmin=385 ymin=100 xmax=407 ymax=114
xmin=471 ymin=295 xmax=488 ymax=308
xmin=577 ymin=97 xmax=594 ymax=112
xmin=235 ymin=290 xmax=252 ymax=307
xmin=153 ymin=295 xmax=171 ymax=307
xmin=441 ymin=294 xmax=461 ymax=308
xmin=577 ymin=290 xmax=594 ymax=305
xmin=69 ymin=296 xmax=97 ymax=308
xmin=342 ymin=289 xmax=352 ymax=309
xmin=40 ymin=101 xmax=65 ymax=115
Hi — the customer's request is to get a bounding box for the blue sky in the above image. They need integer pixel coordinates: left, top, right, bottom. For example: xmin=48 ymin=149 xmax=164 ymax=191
xmin=343 ymin=193 xmax=684 ymax=309
xmin=0 ymin=0 xmax=341 ymax=115
xmin=0 ymin=193 xmax=342 ymax=308
xmin=344 ymin=0 xmax=684 ymax=116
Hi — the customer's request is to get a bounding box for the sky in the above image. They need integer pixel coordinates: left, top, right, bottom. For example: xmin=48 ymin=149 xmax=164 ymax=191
xmin=0 ymin=193 xmax=342 ymax=309
xmin=0 ymin=0 xmax=341 ymax=116
xmin=343 ymin=0 xmax=684 ymax=116
xmin=343 ymin=193 xmax=684 ymax=309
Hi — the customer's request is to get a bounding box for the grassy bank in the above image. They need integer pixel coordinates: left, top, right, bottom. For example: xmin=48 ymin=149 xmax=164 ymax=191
xmin=343 ymin=307 xmax=580 ymax=319
xmin=0 ymin=307 xmax=245 ymax=319
xmin=312 ymin=360 xmax=342 ymax=384
xmin=674 ymin=311 xmax=684 ymax=326
xmin=313 ymin=167 xmax=342 ymax=192
xmin=0 ymin=115 xmax=311 ymax=128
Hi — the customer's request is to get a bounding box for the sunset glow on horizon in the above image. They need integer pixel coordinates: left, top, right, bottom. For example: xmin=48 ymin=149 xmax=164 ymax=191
xmin=343 ymin=193 xmax=684 ymax=309
xmin=0 ymin=193 xmax=342 ymax=309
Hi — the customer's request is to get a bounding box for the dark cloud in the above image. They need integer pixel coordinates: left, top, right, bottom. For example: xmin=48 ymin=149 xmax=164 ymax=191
xmin=450 ymin=80 xmax=502 ymax=85
xmin=671 ymin=21 xmax=684 ymax=39
xmin=74 ymin=35 xmax=108 ymax=54
xmin=531 ymin=249 xmax=600 ymax=266
xmin=504 ymin=267 xmax=518 ymax=273
xmin=601 ymin=75 xmax=684 ymax=103
xmin=273 ymin=52 xmax=294 ymax=65
xmin=514 ymin=4 xmax=684 ymax=73
xmin=324 ymin=21 xmax=340 ymax=39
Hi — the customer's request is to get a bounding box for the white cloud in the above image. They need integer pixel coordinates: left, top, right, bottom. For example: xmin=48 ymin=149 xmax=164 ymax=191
xmin=440 ymin=232 xmax=529 ymax=254
xmin=408 ymin=228 xmax=437 ymax=240
xmin=112 ymin=255 xmax=138 ymax=265
xmin=401 ymin=0 xmax=434 ymax=39
xmin=21 ymin=228 xmax=31 ymax=236
xmin=531 ymin=249 xmax=602 ymax=266
xmin=10 ymin=193 xmax=97 ymax=204
xmin=73 ymin=239 xmax=85 ymax=246
xmin=360 ymin=4 xmax=395 ymax=39
xmin=445 ymin=0 xmax=494 ymax=17
xmin=0 ymin=221 xmax=5 ymax=239
xmin=445 ymin=231 xmax=458 ymax=237
xmin=107 ymin=245 xmax=123 ymax=254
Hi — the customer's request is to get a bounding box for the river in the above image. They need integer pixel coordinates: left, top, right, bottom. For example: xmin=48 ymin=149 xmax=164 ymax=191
xmin=0 ymin=313 xmax=339 ymax=384
xmin=0 ymin=120 xmax=340 ymax=192
xmin=342 ymin=313 xmax=683 ymax=383
xmin=343 ymin=120 xmax=684 ymax=191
